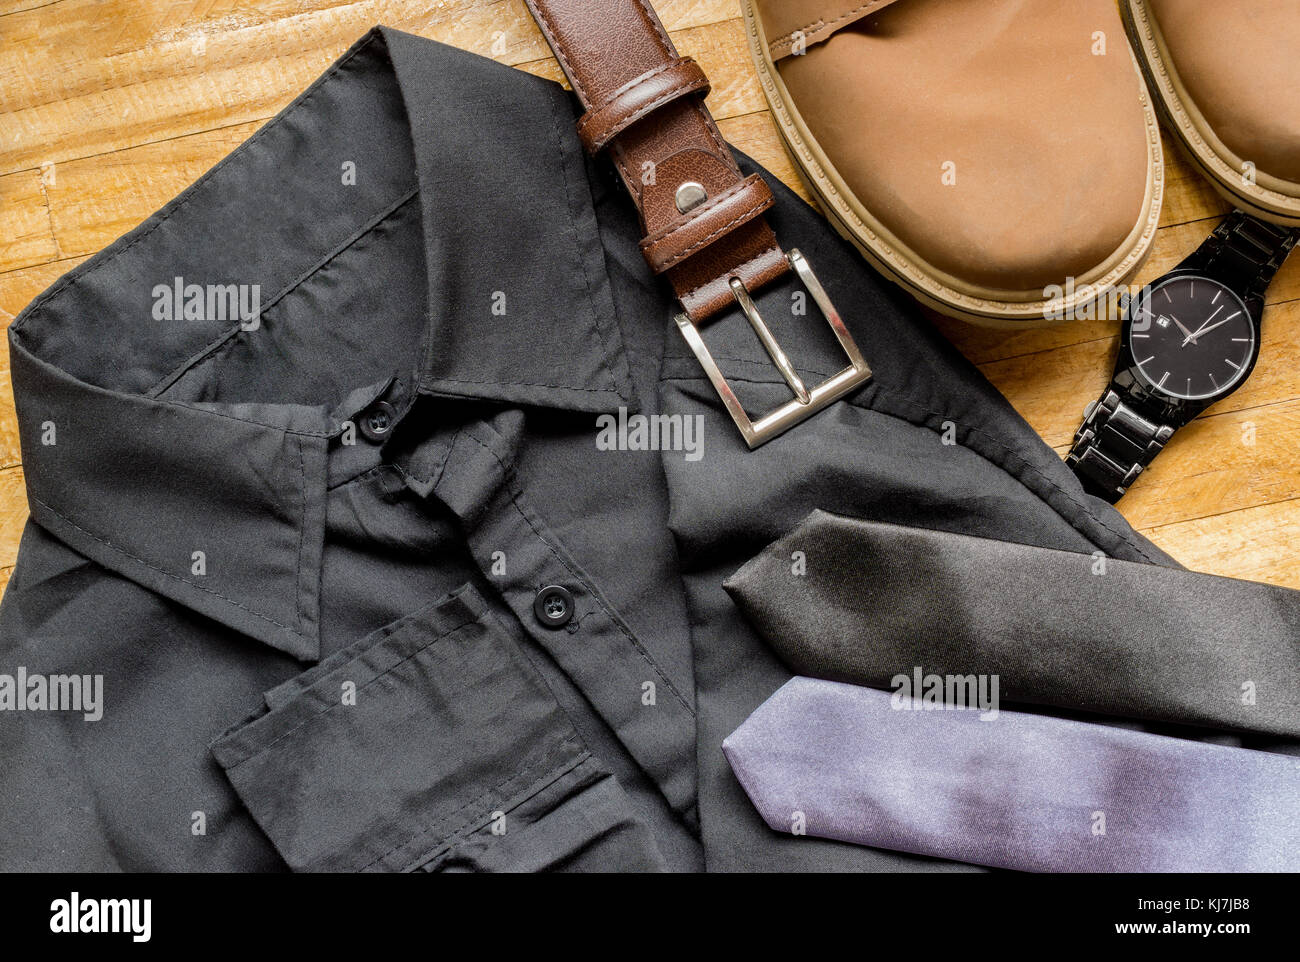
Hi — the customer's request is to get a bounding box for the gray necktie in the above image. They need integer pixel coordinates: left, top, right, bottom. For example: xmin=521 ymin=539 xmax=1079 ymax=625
xmin=724 ymin=510 xmax=1300 ymax=738
xmin=724 ymin=677 xmax=1300 ymax=871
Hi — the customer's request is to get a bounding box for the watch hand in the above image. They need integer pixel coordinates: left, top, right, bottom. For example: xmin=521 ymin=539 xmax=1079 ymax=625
xmin=1182 ymin=305 xmax=1225 ymax=345
xmin=1185 ymin=316 xmax=1232 ymax=344
xmin=1165 ymin=313 xmax=1197 ymax=341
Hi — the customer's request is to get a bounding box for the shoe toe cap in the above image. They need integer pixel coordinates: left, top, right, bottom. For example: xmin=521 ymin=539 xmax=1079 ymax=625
xmin=775 ymin=0 xmax=1154 ymax=294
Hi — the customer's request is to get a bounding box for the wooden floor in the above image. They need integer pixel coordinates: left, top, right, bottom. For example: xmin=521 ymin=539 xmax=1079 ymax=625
xmin=1 ymin=0 xmax=1296 ymax=596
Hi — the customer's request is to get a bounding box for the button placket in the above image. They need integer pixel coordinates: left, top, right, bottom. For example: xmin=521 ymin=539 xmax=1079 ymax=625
xmin=427 ymin=423 xmax=699 ymax=817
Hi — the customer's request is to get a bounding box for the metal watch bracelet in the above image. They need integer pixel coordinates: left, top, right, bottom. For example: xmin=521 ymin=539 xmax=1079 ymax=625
xmin=1190 ymin=210 xmax=1298 ymax=299
xmin=1067 ymin=390 xmax=1174 ymax=503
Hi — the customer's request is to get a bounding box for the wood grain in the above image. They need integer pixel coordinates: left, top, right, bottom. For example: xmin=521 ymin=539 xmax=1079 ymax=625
xmin=0 ymin=0 xmax=1296 ymax=594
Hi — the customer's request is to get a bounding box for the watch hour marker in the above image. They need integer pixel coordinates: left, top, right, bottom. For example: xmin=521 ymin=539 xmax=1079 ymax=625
xmin=1190 ymin=281 xmax=1194 ymax=298
xmin=1209 ymin=372 xmax=1219 ymax=388
xmin=1225 ymin=358 xmax=1240 ymax=370
xmin=1232 ymin=337 xmax=1250 ymax=342
xmin=1157 ymin=371 xmax=1170 ymax=388
xmin=1212 ymin=289 xmax=1222 ymax=305
xmin=1132 ymin=332 xmax=1150 ymax=338
xmin=1138 ymin=355 xmax=1155 ymax=366
xmin=1162 ymin=288 xmax=1173 ymax=304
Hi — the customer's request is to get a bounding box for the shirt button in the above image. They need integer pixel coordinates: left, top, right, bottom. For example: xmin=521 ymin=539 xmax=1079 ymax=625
xmin=533 ymin=585 xmax=575 ymax=629
xmin=358 ymin=401 xmax=397 ymax=442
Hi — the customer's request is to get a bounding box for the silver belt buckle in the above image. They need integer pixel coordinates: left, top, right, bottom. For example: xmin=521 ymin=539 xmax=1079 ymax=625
xmin=673 ymin=249 xmax=872 ymax=449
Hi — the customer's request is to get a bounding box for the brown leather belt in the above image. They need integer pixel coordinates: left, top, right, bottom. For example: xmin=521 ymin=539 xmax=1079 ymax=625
xmin=523 ymin=0 xmax=872 ymax=447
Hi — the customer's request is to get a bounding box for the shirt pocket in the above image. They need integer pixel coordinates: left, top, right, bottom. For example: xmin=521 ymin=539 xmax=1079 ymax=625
xmin=210 ymin=584 xmax=665 ymax=872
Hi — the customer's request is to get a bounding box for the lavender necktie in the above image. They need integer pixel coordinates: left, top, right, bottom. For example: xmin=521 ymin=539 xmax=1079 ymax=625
xmin=724 ymin=677 xmax=1300 ymax=872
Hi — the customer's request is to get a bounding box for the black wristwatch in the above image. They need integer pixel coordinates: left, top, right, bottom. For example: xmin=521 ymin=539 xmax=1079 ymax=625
xmin=1067 ymin=211 xmax=1297 ymax=503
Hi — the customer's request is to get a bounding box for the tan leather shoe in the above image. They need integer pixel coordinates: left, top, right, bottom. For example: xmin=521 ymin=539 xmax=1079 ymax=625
xmin=1123 ymin=0 xmax=1300 ymax=226
xmin=744 ymin=0 xmax=1164 ymax=327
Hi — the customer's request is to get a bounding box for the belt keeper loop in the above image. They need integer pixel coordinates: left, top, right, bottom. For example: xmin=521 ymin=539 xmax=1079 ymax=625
xmin=576 ymin=57 xmax=711 ymax=154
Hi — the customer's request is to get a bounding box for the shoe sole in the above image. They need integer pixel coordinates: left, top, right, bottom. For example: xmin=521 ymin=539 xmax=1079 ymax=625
xmin=741 ymin=0 xmax=1164 ymax=328
xmin=1122 ymin=0 xmax=1300 ymax=227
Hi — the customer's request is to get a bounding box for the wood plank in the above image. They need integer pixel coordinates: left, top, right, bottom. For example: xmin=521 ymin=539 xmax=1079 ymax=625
xmin=0 ymin=346 xmax=20 ymax=470
xmin=0 ymin=466 xmax=25 ymax=570
xmin=1160 ymin=139 xmax=1233 ymax=227
xmin=0 ymin=167 xmax=59 ymax=271
xmin=0 ymin=1 xmax=745 ymax=176
xmin=1141 ymin=497 xmax=1300 ymax=589
xmin=0 ymin=256 xmax=89 ymax=325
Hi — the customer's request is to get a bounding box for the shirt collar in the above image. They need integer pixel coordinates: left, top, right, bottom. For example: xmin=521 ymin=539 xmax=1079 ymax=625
xmin=7 ymin=26 xmax=633 ymax=661
xmin=382 ymin=28 xmax=634 ymax=413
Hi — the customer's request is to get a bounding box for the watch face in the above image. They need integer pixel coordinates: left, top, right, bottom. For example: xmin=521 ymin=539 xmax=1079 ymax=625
xmin=1126 ymin=275 xmax=1255 ymax=401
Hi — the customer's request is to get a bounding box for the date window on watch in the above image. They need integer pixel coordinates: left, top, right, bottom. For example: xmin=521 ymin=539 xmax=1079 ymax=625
xmin=1155 ymin=314 xmax=1172 ymax=329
